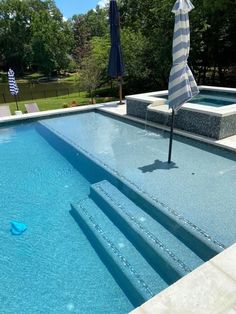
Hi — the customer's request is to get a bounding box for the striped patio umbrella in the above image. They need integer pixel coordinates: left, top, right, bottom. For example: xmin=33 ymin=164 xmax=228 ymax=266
xmin=8 ymin=68 xmax=19 ymax=111
xmin=108 ymin=0 xmax=125 ymax=104
xmin=167 ymin=0 xmax=199 ymax=163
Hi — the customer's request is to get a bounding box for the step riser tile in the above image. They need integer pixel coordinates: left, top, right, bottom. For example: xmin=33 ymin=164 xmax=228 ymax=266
xmin=105 ymin=181 xmax=221 ymax=261
xmin=70 ymin=205 xmax=149 ymax=307
xmin=90 ymin=188 xmax=186 ymax=284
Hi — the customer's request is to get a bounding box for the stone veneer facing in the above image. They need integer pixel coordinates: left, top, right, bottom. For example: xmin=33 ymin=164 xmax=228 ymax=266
xmin=126 ymin=99 xmax=236 ymax=140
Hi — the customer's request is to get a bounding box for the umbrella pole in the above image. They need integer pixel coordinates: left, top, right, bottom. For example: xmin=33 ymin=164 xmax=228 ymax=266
xmin=168 ymin=108 xmax=175 ymax=163
xmin=15 ymin=95 xmax=19 ymax=111
xmin=118 ymin=77 xmax=124 ymax=105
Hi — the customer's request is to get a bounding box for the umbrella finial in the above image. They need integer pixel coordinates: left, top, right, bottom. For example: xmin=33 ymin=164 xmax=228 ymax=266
xmin=172 ymin=0 xmax=194 ymax=13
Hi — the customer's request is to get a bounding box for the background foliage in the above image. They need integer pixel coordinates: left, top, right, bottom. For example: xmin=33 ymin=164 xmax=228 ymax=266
xmin=0 ymin=0 xmax=74 ymax=75
xmin=0 ymin=0 xmax=235 ymax=94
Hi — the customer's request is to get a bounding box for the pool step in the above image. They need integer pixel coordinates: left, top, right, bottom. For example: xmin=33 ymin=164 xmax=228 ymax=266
xmin=37 ymin=122 xmax=223 ymax=261
xmin=90 ymin=180 xmax=204 ymax=284
xmin=70 ymin=198 xmax=168 ymax=307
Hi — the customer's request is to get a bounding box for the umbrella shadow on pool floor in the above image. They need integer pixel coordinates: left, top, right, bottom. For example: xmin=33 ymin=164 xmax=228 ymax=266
xmin=138 ymin=159 xmax=178 ymax=173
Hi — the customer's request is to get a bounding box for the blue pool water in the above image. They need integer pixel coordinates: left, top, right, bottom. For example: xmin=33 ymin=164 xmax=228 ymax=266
xmin=43 ymin=111 xmax=236 ymax=247
xmin=157 ymin=90 xmax=236 ymax=107
xmin=1 ymin=111 xmax=236 ymax=313
xmin=0 ymin=124 xmax=133 ymax=313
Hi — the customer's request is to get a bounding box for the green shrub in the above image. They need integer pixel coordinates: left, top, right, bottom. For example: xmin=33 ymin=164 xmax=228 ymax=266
xmin=1 ymin=73 xmax=8 ymax=83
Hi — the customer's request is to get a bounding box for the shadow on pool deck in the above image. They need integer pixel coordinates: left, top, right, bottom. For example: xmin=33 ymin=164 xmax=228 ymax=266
xmin=138 ymin=160 xmax=178 ymax=173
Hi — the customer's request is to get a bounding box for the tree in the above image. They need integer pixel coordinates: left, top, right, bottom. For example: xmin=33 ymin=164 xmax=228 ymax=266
xmin=119 ymin=0 xmax=236 ymax=88
xmin=30 ymin=0 xmax=74 ymax=75
xmin=0 ymin=0 xmax=32 ymax=73
xmin=79 ymin=56 xmax=102 ymax=104
xmin=79 ymin=36 xmax=110 ymax=102
xmin=71 ymin=6 xmax=108 ymax=66
xmin=85 ymin=6 xmax=109 ymax=38
xmin=0 ymin=0 xmax=74 ymax=75
xmin=121 ymin=28 xmax=151 ymax=92
xmin=71 ymin=14 xmax=92 ymax=65
xmin=119 ymin=0 xmax=173 ymax=90
xmin=90 ymin=36 xmax=110 ymax=83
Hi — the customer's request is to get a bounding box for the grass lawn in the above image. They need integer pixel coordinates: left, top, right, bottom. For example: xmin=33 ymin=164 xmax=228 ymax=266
xmin=7 ymin=91 xmax=116 ymax=114
xmin=0 ymin=72 xmax=118 ymax=113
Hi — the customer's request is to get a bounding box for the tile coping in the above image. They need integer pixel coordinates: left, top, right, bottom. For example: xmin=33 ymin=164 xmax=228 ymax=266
xmin=0 ymin=103 xmax=102 ymax=124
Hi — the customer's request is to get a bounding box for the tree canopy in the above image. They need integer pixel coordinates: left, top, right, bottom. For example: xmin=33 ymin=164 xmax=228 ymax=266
xmin=0 ymin=0 xmax=74 ymax=75
xmin=71 ymin=0 xmax=235 ymax=92
xmin=0 ymin=0 xmax=235 ymax=89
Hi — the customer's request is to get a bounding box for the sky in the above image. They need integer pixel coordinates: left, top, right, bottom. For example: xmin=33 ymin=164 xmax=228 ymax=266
xmin=55 ymin=0 xmax=109 ymax=18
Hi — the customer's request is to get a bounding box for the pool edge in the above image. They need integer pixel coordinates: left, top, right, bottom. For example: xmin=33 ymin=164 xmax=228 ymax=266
xmin=130 ymin=243 xmax=236 ymax=314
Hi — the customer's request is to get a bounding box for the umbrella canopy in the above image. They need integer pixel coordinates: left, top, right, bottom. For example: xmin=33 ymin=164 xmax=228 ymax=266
xmin=168 ymin=0 xmax=198 ymax=110
xmin=8 ymin=68 xmax=19 ymax=97
xmin=108 ymin=0 xmax=124 ymax=78
xmin=8 ymin=68 xmax=19 ymax=111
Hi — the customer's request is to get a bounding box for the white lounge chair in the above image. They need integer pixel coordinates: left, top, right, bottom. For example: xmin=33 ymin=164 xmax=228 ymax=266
xmin=25 ymin=103 xmax=39 ymax=113
xmin=0 ymin=105 xmax=12 ymax=117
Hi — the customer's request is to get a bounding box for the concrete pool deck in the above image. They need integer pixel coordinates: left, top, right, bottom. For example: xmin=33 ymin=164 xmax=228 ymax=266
xmin=0 ymin=103 xmax=100 ymax=124
xmin=130 ymin=243 xmax=236 ymax=314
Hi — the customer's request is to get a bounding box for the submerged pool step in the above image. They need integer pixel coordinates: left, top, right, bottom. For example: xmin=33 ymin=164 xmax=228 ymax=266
xmin=70 ymin=198 xmax=168 ymax=307
xmin=37 ymin=122 xmax=223 ymax=261
xmin=90 ymin=180 xmax=204 ymax=284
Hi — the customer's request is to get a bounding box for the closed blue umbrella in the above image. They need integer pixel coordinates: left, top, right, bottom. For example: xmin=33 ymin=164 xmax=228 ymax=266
xmin=108 ymin=0 xmax=125 ymax=104
xmin=8 ymin=68 xmax=19 ymax=111
xmin=168 ymin=0 xmax=199 ymax=163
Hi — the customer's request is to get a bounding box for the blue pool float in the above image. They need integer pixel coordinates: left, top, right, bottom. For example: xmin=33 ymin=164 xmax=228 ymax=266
xmin=10 ymin=221 xmax=27 ymax=235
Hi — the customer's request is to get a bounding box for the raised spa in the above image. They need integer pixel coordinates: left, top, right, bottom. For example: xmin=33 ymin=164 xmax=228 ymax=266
xmin=126 ymin=86 xmax=236 ymax=139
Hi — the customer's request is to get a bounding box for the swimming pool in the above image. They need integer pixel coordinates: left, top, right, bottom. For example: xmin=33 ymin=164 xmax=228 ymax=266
xmin=0 ymin=124 xmax=133 ymax=313
xmin=1 ymin=110 xmax=236 ymax=313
